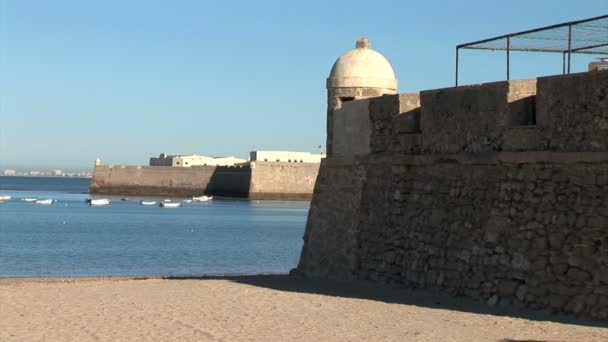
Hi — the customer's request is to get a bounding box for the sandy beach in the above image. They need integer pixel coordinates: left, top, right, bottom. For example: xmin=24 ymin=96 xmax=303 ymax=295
xmin=1 ymin=275 xmax=607 ymax=342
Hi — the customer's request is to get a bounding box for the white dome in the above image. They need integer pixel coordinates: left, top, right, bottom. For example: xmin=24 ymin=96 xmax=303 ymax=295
xmin=327 ymin=38 xmax=397 ymax=90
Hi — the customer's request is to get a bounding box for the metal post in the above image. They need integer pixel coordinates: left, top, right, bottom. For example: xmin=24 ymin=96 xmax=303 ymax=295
xmin=562 ymin=52 xmax=566 ymax=74
xmin=506 ymin=36 xmax=511 ymax=81
xmin=455 ymin=47 xmax=460 ymax=87
xmin=567 ymin=25 xmax=572 ymax=73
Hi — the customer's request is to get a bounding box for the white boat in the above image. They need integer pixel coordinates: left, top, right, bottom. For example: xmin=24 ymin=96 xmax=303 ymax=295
xmin=89 ymin=198 xmax=110 ymax=206
xmin=0 ymin=195 xmax=11 ymax=201
xmin=140 ymin=200 xmax=157 ymax=206
xmin=160 ymin=202 xmax=181 ymax=208
xmin=192 ymin=195 xmax=213 ymax=202
xmin=35 ymin=199 xmax=54 ymax=205
xmin=182 ymin=199 xmax=192 ymax=203
xmin=163 ymin=199 xmax=172 ymax=202
xmin=22 ymin=198 xmax=38 ymax=202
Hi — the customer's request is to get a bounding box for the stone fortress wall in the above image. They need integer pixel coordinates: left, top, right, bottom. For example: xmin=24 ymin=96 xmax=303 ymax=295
xmin=296 ymin=70 xmax=608 ymax=320
xmin=89 ymin=162 xmax=319 ymax=200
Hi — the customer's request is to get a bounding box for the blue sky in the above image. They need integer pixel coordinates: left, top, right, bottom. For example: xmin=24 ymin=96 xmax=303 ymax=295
xmin=1 ymin=0 xmax=606 ymax=170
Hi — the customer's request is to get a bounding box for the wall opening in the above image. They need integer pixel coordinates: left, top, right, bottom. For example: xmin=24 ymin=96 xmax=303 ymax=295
xmin=340 ymin=97 xmax=355 ymax=103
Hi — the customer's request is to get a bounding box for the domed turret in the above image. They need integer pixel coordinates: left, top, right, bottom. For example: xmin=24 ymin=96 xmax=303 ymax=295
xmin=327 ymin=38 xmax=397 ymax=89
xmin=325 ymin=38 xmax=398 ymax=156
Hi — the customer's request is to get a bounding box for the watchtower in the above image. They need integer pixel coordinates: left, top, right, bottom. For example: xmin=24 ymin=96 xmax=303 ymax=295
xmin=326 ymin=38 xmax=398 ymax=156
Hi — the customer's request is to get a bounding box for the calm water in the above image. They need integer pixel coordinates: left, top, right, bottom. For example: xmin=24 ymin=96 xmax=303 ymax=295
xmin=0 ymin=176 xmax=308 ymax=277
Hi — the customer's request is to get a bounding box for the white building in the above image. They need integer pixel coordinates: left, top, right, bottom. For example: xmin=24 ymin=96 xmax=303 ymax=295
xmin=171 ymin=155 xmax=247 ymax=167
xmin=250 ymin=151 xmax=324 ymax=163
xmin=589 ymin=58 xmax=608 ymax=71
xmin=3 ymin=169 xmax=16 ymax=176
xmin=150 ymin=153 xmax=247 ymax=167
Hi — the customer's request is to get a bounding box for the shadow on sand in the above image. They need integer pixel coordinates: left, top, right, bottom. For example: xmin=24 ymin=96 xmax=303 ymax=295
xmin=163 ymin=274 xmax=608 ymax=331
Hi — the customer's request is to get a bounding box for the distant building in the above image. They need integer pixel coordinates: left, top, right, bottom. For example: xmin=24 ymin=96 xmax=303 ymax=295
xmin=589 ymin=58 xmax=608 ymax=72
xmin=149 ymin=153 xmax=247 ymax=167
xmin=3 ymin=169 xmax=16 ymax=176
xmin=149 ymin=153 xmax=174 ymax=166
xmin=250 ymin=151 xmax=324 ymax=163
xmin=53 ymin=169 xmax=63 ymax=176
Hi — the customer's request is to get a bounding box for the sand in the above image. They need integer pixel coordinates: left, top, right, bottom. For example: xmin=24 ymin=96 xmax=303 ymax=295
xmin=1 ymin=275 xmax=607 ymax=342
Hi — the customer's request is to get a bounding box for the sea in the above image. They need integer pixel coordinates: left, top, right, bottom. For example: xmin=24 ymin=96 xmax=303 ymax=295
xmin=0 ymin=176 xmax=308 ymax=277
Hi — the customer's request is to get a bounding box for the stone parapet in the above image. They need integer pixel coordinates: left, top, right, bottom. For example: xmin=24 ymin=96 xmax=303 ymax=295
xmin=537 ymin=71 xmax=608 ymax=151
xmin=330 ymin=71 xmax=607 ymax=157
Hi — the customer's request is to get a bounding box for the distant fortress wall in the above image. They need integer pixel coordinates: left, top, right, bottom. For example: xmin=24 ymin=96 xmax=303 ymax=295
xmin=296 ymin=71 xmax=608 ymax=320
xmin=249 ymin=161 xmax=320 ymax=200
xmin=89 ymin=162 xmax=319 ymax=200
xmin=89 ymin=165 xmax=217 ymax=197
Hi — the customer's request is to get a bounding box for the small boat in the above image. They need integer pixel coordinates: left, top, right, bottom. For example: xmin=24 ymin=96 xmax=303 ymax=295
xmin=160 ymin=202 xmax=181 ymax=208
xmin=0 ymin=195 xmax=11 ymax=201
xmin=163 ymin=199 xmax=172 ymax=202
xmin=89 ymin=198 xmax=110 ymax=206
xmin=140 ymin=200 xmax=157 ymax=206
xmin=22 ymin=198 xmax=38 ymax=202
xmin=35 ymin=199 xmax=54 ymax=205
xmin=192 ymin=195 xmax=213 ymax=202
xmin=182 ymin=199 xmax=192 ymax=203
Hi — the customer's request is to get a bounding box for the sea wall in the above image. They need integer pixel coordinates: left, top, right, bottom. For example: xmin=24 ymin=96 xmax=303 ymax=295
xmin=296 ymin=70 xmax=608 ymax=320
xmin=89 ymin=165 xmax=217 ymax=196
xmin=89 ymin=162 xmax=320 ymax=200
xmin=249 ymin=161 xmax=320 ymax=200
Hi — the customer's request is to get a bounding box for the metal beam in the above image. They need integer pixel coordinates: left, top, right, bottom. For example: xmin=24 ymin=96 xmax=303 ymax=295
xmin=459 ymin=46 xmax=608 ymax=55
xmin=568 ymin=25 xmax=572 ymax=73
xmin=455 ymin=47 xmax=460 ymax=87
xmin=457 ymin=14 xmax=608 ymax=49
xmin=570 ymin=42 xmax=608 ymax=52
xmin=506 ymin=36 xmax=510 ymax=81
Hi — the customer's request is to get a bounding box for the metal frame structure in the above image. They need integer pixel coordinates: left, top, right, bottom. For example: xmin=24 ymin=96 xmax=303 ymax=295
xmin=455 ymin=15 xmax=608 ymax=86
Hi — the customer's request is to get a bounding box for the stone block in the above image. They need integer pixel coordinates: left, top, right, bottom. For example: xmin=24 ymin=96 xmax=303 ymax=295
xmin=537 ymin=71 xmax=608 ymax=151
xmin=420 ymin=81 xmax=510 ymax=154
xmin=502 ymin=126 xmax=540 ymax=151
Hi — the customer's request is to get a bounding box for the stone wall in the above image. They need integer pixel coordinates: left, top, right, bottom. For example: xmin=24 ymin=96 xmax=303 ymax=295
xmin=327 ymin=86 xmax=396 ymax=156
xmin=298 ymin=153 xmax=608 ymax=320
xmin=537 ymin=71 xmax=608 ymax=151
xmin=297 ymin=71 xmax=608 ymax=321
xmin=89 ymin=162 xmax=320 ymax=200
xmin=249 ymin=161 xmax=320 ymax=200
xmin=89 ymin=165 xmax=217 ymax=196
xmin=333 ymin=99 xmax=372 ymax=157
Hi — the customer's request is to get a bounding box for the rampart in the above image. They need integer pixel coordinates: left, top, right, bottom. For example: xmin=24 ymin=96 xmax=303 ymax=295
xmin=250 ymin=161 xmax=320 ymax=200
xmin=296 ymin=71 xmax=608 ymax=320
xmin=89 ymin=162 xmax=319 ymax=200
xmin=88 ymin=165 xmax=218 ymax=197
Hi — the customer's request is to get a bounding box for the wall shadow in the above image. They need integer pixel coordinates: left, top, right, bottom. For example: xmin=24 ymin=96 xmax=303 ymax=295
xmin=509 ymin=95 xmax=536 ymax=126
xmin=163 ymin=274 xmax=608 ymax=329
xmin=205 ymin=165 xmax=251 ymax=198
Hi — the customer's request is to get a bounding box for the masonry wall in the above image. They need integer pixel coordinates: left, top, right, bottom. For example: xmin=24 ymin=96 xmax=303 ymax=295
xmin=249 ymin=161 xmax=320 ymax=200
xmin=537 ymin=71 xmax=608 ymax=151
xmin=89 ymin=165 xmax=217 ymax=196
xmin=89 ymin=162 xmax=320 ymax=199
xmin=297 ymin=70 xmax=608 ymax=320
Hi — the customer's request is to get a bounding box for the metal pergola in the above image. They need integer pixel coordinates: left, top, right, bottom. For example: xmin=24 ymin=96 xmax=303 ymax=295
xmin=455 ymin=14 xmax=608 ymax=86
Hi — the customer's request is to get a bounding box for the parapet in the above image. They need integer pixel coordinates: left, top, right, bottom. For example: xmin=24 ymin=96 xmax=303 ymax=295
xmin=331 ymin=70 xmax=607 ymax=158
